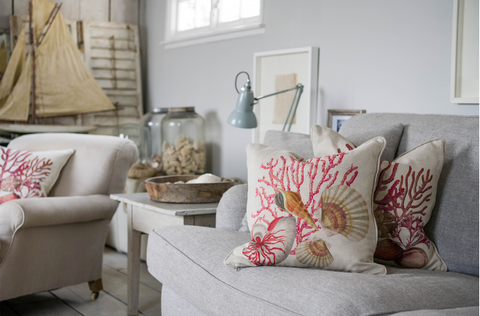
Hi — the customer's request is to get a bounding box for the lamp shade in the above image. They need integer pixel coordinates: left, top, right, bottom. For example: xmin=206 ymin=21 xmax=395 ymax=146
xmin=227 ymin=88 xmax=257 ymax=128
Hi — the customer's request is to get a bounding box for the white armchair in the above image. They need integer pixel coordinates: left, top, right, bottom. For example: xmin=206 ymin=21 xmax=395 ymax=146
xmin=0 ymin=133 xmax=138 ymax=301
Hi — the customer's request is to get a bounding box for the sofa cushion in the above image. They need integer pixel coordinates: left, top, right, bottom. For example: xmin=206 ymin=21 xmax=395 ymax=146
xmin=231 ymin=138 xmax=386 ymax=273
xmin=0 ymin=147 xmax=74 ymax=203
xmin=339 ymin=113 xmax=479 ymax=276
xmin=263 ymin=130 xmax=314 ymax=159
xmin=147 ymin=225 xmax=479 ymax=316
xmin=312 ymin=126 xmax=447 ymax=271
xmin=338 ymin=122 xmax=404 ymax=161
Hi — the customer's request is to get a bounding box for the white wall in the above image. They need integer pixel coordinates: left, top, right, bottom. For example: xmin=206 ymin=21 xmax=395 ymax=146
xmin=144 ymin=0 xmax=479 ymax=182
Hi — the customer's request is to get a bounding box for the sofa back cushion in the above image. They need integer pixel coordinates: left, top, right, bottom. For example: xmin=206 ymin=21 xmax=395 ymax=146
xmin=340 ymin=113 xmax=479 ymax=276
xmin=8 ymin=133 xmax=138 ymax=196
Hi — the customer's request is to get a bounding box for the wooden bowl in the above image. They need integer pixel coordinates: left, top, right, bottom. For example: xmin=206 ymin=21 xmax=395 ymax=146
xmin=144 ymin=175 xmax=236 ymax=203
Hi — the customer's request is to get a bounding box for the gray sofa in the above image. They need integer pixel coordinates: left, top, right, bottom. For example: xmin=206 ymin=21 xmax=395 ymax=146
xmin=147 ymin=113 xmax=479 ymax=316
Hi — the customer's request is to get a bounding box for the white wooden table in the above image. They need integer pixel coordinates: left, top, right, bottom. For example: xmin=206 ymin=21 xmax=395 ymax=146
xmin=110 ymin=192 xmax=217 ymax=316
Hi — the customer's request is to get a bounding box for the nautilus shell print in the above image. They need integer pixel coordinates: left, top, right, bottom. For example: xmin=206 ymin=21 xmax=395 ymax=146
xmin=274 ymin=188 xmax=319 ymax=230
xmin=242 ymin=216 xmax=296 ymax=266
xmin=318 ymin=185 xmax=369 ymax=242
xmin=296 ymin=237 xmax=334 ymax=268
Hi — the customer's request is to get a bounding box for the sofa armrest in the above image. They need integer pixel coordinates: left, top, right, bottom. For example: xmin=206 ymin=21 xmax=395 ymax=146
xmin=216 ymin=184 xmax=248 ymax=230
xmin=0 ymin=195 xmax=118 ymax=264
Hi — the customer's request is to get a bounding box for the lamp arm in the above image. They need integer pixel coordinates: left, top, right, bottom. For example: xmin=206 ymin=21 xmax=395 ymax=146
xmin=254 ymin=84 xmax=304 ymax=101
xmin=285 ymin=85 xmax=304 ymax=132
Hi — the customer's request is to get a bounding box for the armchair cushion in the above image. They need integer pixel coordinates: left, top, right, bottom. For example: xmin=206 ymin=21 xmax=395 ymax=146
xmin=0 ymin=147 xmax=74 ymax=203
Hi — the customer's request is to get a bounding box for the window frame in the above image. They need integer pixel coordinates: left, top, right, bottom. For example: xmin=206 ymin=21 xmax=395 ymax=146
xmin=162 ymin=0 xmax=265 ymax=49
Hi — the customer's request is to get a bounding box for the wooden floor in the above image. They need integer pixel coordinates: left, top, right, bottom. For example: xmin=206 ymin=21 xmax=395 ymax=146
xmin=0 ymin=247 xmax=163 ymax=316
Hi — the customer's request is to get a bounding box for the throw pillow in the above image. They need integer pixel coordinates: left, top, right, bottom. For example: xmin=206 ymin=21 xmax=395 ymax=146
xmin=224 ymin=137 xmax=387 ymax=274
xmin=312 ymin=124 xmax=404 ymax=161
xmin=0 ymin=147 xmax=74 ymax=204
xmin=311 ymin=126 xmax=447 ymax=271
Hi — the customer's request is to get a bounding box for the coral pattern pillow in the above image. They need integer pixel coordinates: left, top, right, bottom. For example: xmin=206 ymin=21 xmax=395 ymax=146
xmin=224 ymin=138 xmax=387 ymax=274
xmin=0 ymin=147 xmax=74 ymax=204
xmin=311 ymin=126 xmax=447 ymax=271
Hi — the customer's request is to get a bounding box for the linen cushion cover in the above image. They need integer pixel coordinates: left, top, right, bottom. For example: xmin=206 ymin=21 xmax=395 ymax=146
xmin=225 ymin=137 xmax=387 ymax=274
xmin=311 ymin=125 xmax=447 ymax=271
xmin=0 ymin=147 xmax=74 ymax=204
xmin=337 ymin=113 xmax=478 ymax=276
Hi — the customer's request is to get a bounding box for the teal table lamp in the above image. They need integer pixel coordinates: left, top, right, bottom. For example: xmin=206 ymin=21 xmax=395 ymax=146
xmin=227 ymin=71 xmax=304 ymax=131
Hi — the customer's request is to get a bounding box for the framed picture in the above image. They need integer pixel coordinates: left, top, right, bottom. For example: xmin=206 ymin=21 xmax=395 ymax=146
xmin=327 ymin=109 xmax=366 ymax=132
xmin=450 ymin=0 xmax=479 ymax=104
xmin=253 ymin=47 xmax=319 ymax=143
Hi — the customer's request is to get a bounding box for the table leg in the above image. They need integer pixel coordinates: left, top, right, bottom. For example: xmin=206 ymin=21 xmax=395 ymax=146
xmin=127 ymin=205 xmax=142 ymax=316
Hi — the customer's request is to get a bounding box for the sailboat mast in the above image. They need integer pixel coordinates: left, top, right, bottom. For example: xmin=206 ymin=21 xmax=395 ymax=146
xmin=29 ymin=0 xmax=36 ymax=123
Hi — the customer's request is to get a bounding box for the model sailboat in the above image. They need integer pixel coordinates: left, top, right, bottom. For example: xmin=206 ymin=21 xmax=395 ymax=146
xmin=0 ymin=0 xmax=115 ymax=126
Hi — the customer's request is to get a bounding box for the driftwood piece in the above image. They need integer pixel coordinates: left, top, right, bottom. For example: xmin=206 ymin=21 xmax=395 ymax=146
xmin=145 ymin=175 xmax=235 ymax=204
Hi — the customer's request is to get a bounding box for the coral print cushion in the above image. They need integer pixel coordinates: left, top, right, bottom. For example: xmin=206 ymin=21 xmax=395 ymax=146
xmin=0 ymin=147 xmax=74 ymax=204
xmin=311 ymin=125 xmax=447 ymax=271
xmin=224 ymin=138 xmax=387 ymax=275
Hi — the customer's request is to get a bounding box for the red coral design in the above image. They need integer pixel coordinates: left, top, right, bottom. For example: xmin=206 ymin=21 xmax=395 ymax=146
xmin=252 ymin=152 xmax=359 ymax=255
xmin=0 ymin=148 xmax=53 ymax=202
xmin=374 ymin=162 xmax=432 ymax=254
xmin=242 ymin=218 xmax=291 ymax=266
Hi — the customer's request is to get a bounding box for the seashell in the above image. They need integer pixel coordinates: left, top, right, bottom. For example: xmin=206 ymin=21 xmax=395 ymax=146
xmin=242 ymin=217 xmax=296 ymax=266
xmin=296 ymin=237 xmax=334 ymax=268
xmin=128 ymin=162 xmax=158 ymax=179
xmin=374 ymin=239 xmax=404 ymax=261
xmin=0 ymin=177 xmax=21 ymax=192
xmin=395 ymin=247 xmax=428 ymax=268
xmin=274 ymin=188 xmax=319 ymax=230
xmin=319 ymin=185 xmax=369 ymax=242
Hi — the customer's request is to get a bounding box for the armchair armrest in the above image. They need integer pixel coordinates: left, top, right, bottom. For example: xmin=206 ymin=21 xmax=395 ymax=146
xmin=0 ymin=195 xmax=118 ymax=264
xmin=216 ymin=184 xmax=248 ymax=230
xmin=2 ymin=195 xmax=119 ymax=229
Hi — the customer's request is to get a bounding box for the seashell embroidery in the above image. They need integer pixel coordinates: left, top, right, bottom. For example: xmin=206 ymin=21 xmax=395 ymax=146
xmin=242 ymin=216 xmax=296 ymax=266
xmin=296 ymin=237 xmax=334 ymax=268
xmin=318 ymin=185 xmax=369 ymax=242
xmin=395 ymin=247 xmax=428 ymax=269
xmin=374 ymin=239 xmax=404 ymax=261
xmin=274 ymin=188 xmax=319 ymax=230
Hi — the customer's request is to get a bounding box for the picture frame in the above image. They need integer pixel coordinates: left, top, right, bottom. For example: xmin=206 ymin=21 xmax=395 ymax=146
xmin=450 ymin=0 xmax=479 ymax=104
xmin=327 ymin=109 xmax=366 ymax=132
xmin=253 ymin=47 xmax=319 ymax=143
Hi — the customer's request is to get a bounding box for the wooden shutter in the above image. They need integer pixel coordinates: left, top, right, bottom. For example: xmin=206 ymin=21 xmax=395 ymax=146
xmin=82 ymin=21 xmax=143 ymax=136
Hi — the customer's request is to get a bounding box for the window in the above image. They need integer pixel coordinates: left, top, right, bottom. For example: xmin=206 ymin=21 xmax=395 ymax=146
xmin=163 ymin=0 xmax=264 ymax=49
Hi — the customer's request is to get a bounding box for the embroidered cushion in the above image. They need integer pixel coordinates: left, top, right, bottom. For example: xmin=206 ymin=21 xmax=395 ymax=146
xmin=224 ymin=137 xmax=387 ymax=274
xmin=311 ymin=125 xmax=447 ymax=271
xmin=0 ymin=147 xmax=74 ymax=203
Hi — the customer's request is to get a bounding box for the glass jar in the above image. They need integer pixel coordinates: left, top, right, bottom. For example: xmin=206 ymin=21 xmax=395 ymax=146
xmin=140 ymin=107 xmax=168 ymax=163
xmin=161 ymin=107 xmax=206 ymax=175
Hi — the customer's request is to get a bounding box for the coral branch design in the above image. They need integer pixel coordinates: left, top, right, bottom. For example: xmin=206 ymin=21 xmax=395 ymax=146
xmin=0 ymin=148 xmax=53 ymax=202
xmin=253 ymin=152 xmax=359 ymax=254
xmin=374 ymin=162 xmax=432 ymax=251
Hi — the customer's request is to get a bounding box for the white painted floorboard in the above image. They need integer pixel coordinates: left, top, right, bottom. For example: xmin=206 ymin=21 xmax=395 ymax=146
xmin=1 ymin=247 xmax=162 ymax=316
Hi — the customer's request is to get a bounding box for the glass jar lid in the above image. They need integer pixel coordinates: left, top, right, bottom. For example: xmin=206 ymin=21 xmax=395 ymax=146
xmin=169 ymin=107 xmax=195 ymax=113
xmin=151 ymin=107 xmax=168 ymax=114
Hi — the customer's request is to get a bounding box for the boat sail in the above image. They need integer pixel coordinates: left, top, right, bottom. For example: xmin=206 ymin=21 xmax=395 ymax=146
xmin=0 ymin=0 xmax=115 ymax=124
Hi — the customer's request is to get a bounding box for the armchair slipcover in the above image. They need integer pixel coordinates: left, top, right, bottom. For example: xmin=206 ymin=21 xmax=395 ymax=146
xmin=0 ymin=133 xmax=138 ymax=301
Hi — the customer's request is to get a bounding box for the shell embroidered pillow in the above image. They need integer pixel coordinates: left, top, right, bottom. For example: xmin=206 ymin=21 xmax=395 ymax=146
xmin=224 ymin=137 xmax=387 ymax=275
xmin=311 ymin=125 xmax=447 ymax=271
xmin=0 ymin=147 xmax=74 ymax=204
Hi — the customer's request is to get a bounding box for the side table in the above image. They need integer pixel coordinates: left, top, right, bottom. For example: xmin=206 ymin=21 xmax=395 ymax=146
xmin=110 ymin=192 xmax=218 ymax=316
